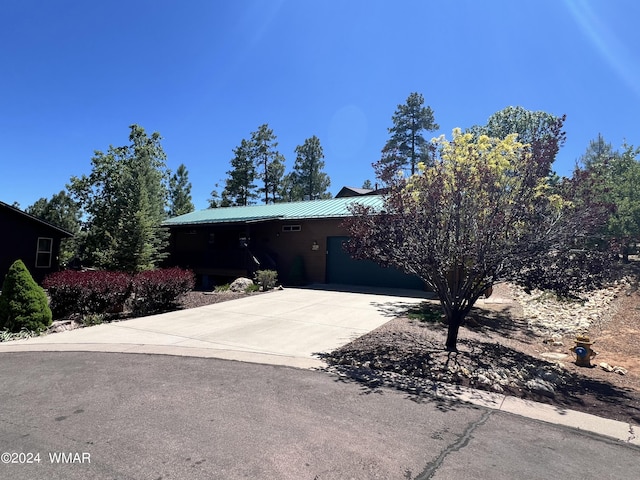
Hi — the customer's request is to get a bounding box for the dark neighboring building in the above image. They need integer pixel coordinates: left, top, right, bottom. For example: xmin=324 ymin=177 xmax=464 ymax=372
xmin=0 ymin=201 xmax=73 ymax=284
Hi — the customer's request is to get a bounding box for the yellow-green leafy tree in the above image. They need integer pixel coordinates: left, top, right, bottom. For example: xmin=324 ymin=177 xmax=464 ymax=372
xmin=346 ymin=129 xmax=613 ymax=351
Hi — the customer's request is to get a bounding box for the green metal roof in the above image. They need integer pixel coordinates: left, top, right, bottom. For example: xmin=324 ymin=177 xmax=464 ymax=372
xmin=163 ymin=195 xmax=384 ymax=226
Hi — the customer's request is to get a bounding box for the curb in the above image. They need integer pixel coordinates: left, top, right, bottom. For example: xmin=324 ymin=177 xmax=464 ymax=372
xmin=427 ymin=380 xmax=639 ymax=447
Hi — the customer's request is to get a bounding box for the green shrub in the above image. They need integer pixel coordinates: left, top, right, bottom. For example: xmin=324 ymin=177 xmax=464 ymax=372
xmin=0 ymin=260 xmax=52 ymax=333
xmin=81 ymin=313 xmax=105 ymax=326
xmin=244 ymin=283 xmax=260 ymax=293
xmin=214 ymin=283 xmax=230 ymax=293
xmin=254 ymin=270 xmax=278 ymax=291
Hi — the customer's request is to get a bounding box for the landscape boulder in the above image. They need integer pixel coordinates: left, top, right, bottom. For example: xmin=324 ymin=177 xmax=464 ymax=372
xmin=229 ymin=277 xmax=254 ymax=293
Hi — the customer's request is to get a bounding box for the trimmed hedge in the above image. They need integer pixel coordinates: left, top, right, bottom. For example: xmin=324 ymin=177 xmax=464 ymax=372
xmin=0 ymin=259 xmax=52 ymax=333
xmin=44 ymin=268 xmax=195 ymax=318
xmin=132 ymin=267 xmax=195 ymax=314
xmin=43 ymin=270 xmax=131 ymax=317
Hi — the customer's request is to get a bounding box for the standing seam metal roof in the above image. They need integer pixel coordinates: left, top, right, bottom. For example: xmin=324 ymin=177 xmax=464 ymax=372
xmin=162 ymin=195 xmax=384 ymax=226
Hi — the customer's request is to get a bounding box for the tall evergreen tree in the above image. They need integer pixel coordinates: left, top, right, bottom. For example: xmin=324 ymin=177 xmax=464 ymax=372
xmin=278 ymin=172 xmax=301 ymax=203
xmin=291 ymin=135 xmax=331 ymax=200
xmin=577 ymin=136 xmax=640 ymax=260
xmin=251 ymin=124 xmax=285 ymax=204
xmin=68 ymin=124 xmax=170 ymax=272
xmin=376 ymin=92 xmax=439 ymax=181
xmin=266 ymin=156 xmax=286 ymax=203
xmin=579 ymin=133 xmax=619 ymax=169
xmin=208 ymin=182 xmax=232 ymax=208
xmin=168 ymin=163 xmax=195 ymax=217
xmin=224 ymin=139 xmax=257 ymax=206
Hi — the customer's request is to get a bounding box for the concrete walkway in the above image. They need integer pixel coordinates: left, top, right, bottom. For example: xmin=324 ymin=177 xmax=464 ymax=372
xmin=0 ymin=286 xmax=637 ymax=447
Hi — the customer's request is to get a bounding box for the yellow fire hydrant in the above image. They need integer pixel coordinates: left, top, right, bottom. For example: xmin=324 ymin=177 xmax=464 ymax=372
xmin=570 ymin=334 xmax=597 ymax=367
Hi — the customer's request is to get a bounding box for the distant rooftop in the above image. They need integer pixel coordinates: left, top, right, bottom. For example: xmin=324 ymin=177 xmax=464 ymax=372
xmin=335 ymin=186 xmax=373 ymax=197
xmin=335 ymin=186 xmax=387 ymax=198
xmin=163 ymin=195 xmax=384 ymax=227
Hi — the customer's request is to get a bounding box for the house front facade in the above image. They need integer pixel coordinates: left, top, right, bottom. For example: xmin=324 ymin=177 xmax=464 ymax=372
xmin=0 ymin=201 xmax=73 ymax=284
xmin=163 ymin=196 xmax=424 ymax=291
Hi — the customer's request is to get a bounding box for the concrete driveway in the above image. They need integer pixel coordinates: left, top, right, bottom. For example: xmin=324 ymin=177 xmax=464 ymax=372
xmin=0 ymin=286 xmax=429 ymax=368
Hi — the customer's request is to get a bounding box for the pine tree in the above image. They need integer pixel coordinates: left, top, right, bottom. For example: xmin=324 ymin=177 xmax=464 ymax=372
xmin=168 ymin=164 xmax=195 ymax=217
xmin=251 ymin=124 xmax=285 ymax=204
xmin=376 ymin=92 xmax=438 ymax=181
xmin=224 ymin=139 xmax=258 ymax=206
xmin=208 ymin=182 xmax=232 ymax=208
xmin=291 ymin=136 xmax=331 ymax=200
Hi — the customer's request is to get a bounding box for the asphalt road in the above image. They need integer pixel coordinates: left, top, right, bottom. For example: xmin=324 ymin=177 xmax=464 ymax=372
xmin=0 ymin=352 xmax=638 ymax=480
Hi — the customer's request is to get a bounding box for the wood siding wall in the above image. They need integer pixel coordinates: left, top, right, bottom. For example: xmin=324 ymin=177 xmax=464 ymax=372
xmin=0 ymin=208 xmax=65 ymax=284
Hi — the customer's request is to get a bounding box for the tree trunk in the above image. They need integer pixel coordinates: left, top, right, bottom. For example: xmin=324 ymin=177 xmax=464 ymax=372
xmin=622 ymin=244 xmax=630 ymax=263
xmin=445 ymin=311 xmax=465 ymax=352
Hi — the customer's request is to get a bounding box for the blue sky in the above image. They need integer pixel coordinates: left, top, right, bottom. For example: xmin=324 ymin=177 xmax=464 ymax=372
xmin=1 ymin=0 xmax=639 ymax=211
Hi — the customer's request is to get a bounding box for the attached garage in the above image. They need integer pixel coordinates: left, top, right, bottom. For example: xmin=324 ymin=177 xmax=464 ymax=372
xmin=326 ymin=236 xmax=424 ymax=289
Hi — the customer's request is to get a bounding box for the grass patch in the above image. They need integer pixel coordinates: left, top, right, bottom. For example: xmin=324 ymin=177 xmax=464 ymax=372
xmin=0 ymin=328 xmax=40 ymax=342
xmin=407 ymin=303 xmax=446 ymax=324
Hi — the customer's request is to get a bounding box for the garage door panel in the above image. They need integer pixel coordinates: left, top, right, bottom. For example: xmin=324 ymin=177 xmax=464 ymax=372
xmin=326 ymin=236 xmax=424 ymax=290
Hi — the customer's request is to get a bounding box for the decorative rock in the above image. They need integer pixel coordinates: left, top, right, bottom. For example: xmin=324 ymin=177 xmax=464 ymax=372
xmin=525 ymin=378 xmax=556 ymax=398
xmin=229 ymin=277 xmax=254 ymax=292
xmin=491 ymin=384 xmax=504 ymax=393
xmin=599 ymin=362 xmax=615 ymax=372
xmin=613 ymin=366 xmax=628 ymax=375
xmin=514 ymin=283 xmax=623 ymax=337
xmin=535 ymin=368 xmax=561 ymax=384
xmin=48 ymin=320 xmax=83 ymax=333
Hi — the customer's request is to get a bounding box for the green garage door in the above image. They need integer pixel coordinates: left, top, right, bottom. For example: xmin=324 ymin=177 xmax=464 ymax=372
xmin=326 ymin=236 xmax=424 ymax=290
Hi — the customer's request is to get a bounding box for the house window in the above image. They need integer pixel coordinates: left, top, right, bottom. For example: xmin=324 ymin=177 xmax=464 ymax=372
xmin=36 ymin=237 xmax=53 ymax=268
xmin=282 ymin=225 xmax=301 ymax=232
